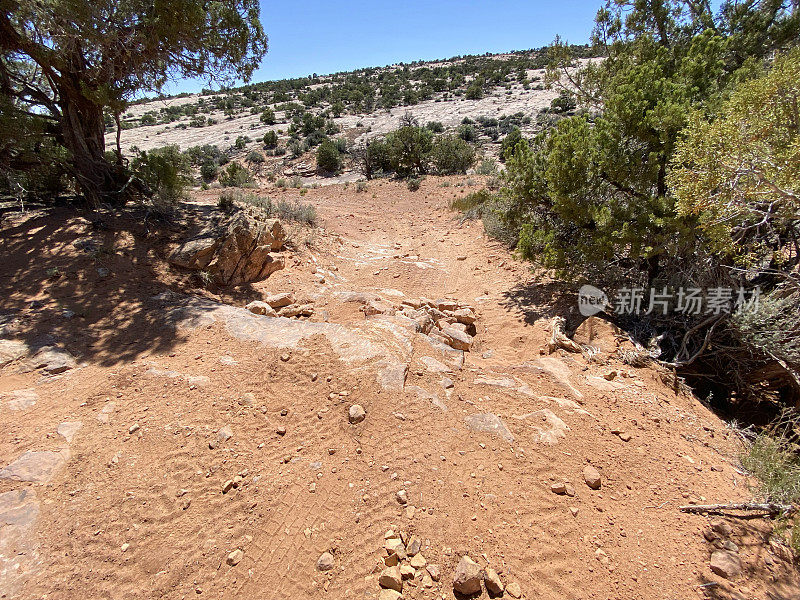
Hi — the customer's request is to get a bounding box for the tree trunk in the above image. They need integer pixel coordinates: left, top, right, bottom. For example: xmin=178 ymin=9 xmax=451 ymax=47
xmin=58 ymin=85 xmax=127 ymax=208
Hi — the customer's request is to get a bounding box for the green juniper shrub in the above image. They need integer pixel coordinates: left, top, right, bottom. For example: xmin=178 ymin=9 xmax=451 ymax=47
xmin=316 ymin=139 xmax=342 ymax=175
xmin=262 ymin=130 xmax=278 ymax=148
xmin=431 ymin=135 xmax=475 ymax=175
xmin=130 ymin=145 xmax=191 ymax=204
xmin=218 ymin=162 xmax=253 ymax=187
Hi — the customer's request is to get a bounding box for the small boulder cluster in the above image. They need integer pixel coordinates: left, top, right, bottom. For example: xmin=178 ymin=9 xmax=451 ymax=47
xmin=376 ymin=529 xmax=439 ymax=599
xmin=363 ymin=296 xmax=478 ymax=352
xmin=169 ymin=205 xmax=286 ymax=286
xmin=452 ymin=554 xmax=521 ymax=598
xmin=246 ymin=292 xmax=314 ymax=319
xmin=374 ymin=532 xmax=521 ymax=600
xmin=703 ymin=520 xmax=742 ymax=579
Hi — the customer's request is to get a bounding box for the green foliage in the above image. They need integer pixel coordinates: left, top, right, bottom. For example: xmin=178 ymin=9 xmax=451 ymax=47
xmin=500 ymin=127 xmax=522 ymax=161
xmin=217 ymin=189 xmax=317 ymax=225
xmin=260 ymin=108 xmax=276 ymax=124
xmin=740 ymin=412 xmax=800 ymax=505
xmin=234 ymin=135 xmax=250 ymax=150
xmin=262 ymin=130 xmax=278 ymax=148
xmin=669 ymin=48 xmax=800 ymax=268
xmin=2 ymin=0 xmax=268 ymax=205
xmin=465 ymin=80 xmax=484 ymax=100
xmin=425 ymin=121 xmax=444 ymax=133
xmin=386 ymin=126 xmax=433 ymax=177
xmin=130 ymin=145 xmax=191 ymax=204
xmin=430 ymin=135 xmax=475 ymax=175
xmin=316 ymin=139 xmax=342 ymax=174
xmin=407 ymin=178 xmax=421 ymax=191
xmin=457 ymin=124 xmax=478 ymax=142
xmin=502 ymin=0 xmax=799 ymax=283
xmin=731 ymin=289 xmax=800 ymax=370
xmin=218 ymin=162 xmax=254 ymax=187
xmin=475 ymin=158 xmax=498 ymax=176
xmin=246 ymin=150 xmax=265 ymax=163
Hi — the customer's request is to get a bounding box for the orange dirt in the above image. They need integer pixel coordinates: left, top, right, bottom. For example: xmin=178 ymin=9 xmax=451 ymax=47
xmin=0 ymin=176 xmax=797 ymax=600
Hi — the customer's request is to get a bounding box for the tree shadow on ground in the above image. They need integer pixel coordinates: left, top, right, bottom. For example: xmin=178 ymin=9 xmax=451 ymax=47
xmin=694 ymin=518 xmax=799 ymax=600
xmin=0 ymin=201 xmax=261 ymax=368
xmin=499 ymin=277 xmax=584 ymax=328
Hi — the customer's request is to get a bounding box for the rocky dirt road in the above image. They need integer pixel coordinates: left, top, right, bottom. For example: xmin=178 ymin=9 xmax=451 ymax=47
xmin=1 ymin=177 xmax=797 ymax=600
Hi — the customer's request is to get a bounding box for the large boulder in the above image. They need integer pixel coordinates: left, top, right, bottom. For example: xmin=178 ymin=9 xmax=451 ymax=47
xmin=169 ymin=207 xmax=286 ymax=286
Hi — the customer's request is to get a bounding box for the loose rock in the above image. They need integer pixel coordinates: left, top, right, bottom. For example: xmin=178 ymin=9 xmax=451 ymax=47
xmin=453 ymin=555 xmax=483 ymax=595
xmin=348 ymin=404 xmax=366 ymax=424
xmin=379 ymin=566 xmax=403 ymax=592
xmin=316 ymin=551 xmax=335 ymax=572
xmin=583 ymin=465 xmax=602 ymax=489
xmin=710 ymin=550 xmax=741 ymax=579
xmin=484 ymin=568 xmax=504 ymax=595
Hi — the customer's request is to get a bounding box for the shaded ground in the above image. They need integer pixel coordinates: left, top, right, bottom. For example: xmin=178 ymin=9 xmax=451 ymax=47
xmin=1 ymin=177 xmax=797 ymax=600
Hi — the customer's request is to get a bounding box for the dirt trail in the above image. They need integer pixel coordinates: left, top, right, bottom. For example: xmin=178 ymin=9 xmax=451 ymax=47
xmin=1 ymin=178 xmax=797 ymax=600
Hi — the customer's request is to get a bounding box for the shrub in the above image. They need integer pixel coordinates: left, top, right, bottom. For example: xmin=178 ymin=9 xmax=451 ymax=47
xmin=386 ymin=126 xmax=433 ymax=177
xmin=407 ymin=177 xmax=421 ymax=191
xmin=425 ymin=121 xmax=444 ymax=133
xmin=465 ymin=81 xmax=483 ymax=100
xmin=550 ymin=90 xmax=576 ymax=114
xmin=130 ymin=145 xmax=190 ymax=204
xmin=740 ymin=411 xmax=800 ymax=555
xmin=475 ymin=158 xmax=498 ymax=175
xmin=234 ymin=135 xmax=250 ymax=150
xmin=246 ymin=150 xmax=264 ymax=163
xmin=262 ymin=130 xmax=278 ymax=148
xmin=218 ymin=162 xmax=253 ymax=187
xmin=500 ymin=127 xmax=522 ymax=161
xmin=216 ymin=189 xmax=317 ymax=226
xmin=457 ymin=124 xmax=477 ymax=142
xmin=316 ymin=139 xmax=342 ymax=174
xmin=431 ymin=135 xmax=475 ymax=175
xmin=200 ymin=161 xmax=218 ymax=181
xmin=260 ymin=108 xmax=276 ymax=125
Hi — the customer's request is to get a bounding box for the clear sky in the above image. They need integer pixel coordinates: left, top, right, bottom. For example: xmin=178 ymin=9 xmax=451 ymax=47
xmin=166 ymin=0 xmax=601 ymax=94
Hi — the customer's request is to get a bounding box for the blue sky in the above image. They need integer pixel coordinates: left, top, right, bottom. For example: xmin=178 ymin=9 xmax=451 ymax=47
xmin=167 ymin=0 xmax=601 ymax=94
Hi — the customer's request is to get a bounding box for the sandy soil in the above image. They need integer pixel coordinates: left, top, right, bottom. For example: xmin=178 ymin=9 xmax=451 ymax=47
xmin=0 ymin=178 xmax=797 ymax=600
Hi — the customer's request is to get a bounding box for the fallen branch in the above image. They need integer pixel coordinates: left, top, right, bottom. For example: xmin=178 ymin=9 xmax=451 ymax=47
xmin=679 ymin=502 xmax=797 ymax=516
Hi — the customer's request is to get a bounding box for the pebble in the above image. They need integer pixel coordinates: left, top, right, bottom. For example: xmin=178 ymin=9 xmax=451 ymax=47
xmin=226 ymin=549 xmax=243 ymax=566
xmin=506 ymin=581 xmax=523 ymax=598
xmin=584 ymin=465 xmax=602 ymax=489
xmin=316 ymin=551 xmax=335 ymax=572
xmin=128 ymin=423 xmax=140 ymax=434
xmin=395 ymin=489 xmax=408 ymax=505
xmin=348 ymin=404 xmax=366 ymax=424
xmin=426 ymin=564 xmax=441 ymax=581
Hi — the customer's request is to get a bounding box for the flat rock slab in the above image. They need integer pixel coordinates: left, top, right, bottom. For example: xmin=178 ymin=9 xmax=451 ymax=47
xmin=531 ymin=357 xmax=583 ymax=399
xmin=0 ymin=488 xmax=41 ymax=595
xmin=585 ymin=375 xmax=625 ymax=392
xmin=57 ymin=421 xmax=83 ymax=444
xmin=154 ymin=293 xmax=413 ymax=391
xmin=513 ymin=408 xmax=569 ymax=445
xmin=474 ymin=375 xmax=534 ymax=396
xmin=0 ymin=449 xmax=69 ymax=483
xmin=0 ymin=339 xmax=29 ymax=367
xmin=29 ymin=346 xmax=77 ymax=374
xmin=465 ymin=413 xmax=514 ymax=443
xmin=3 ymin=388 xmax=39 ymax=410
